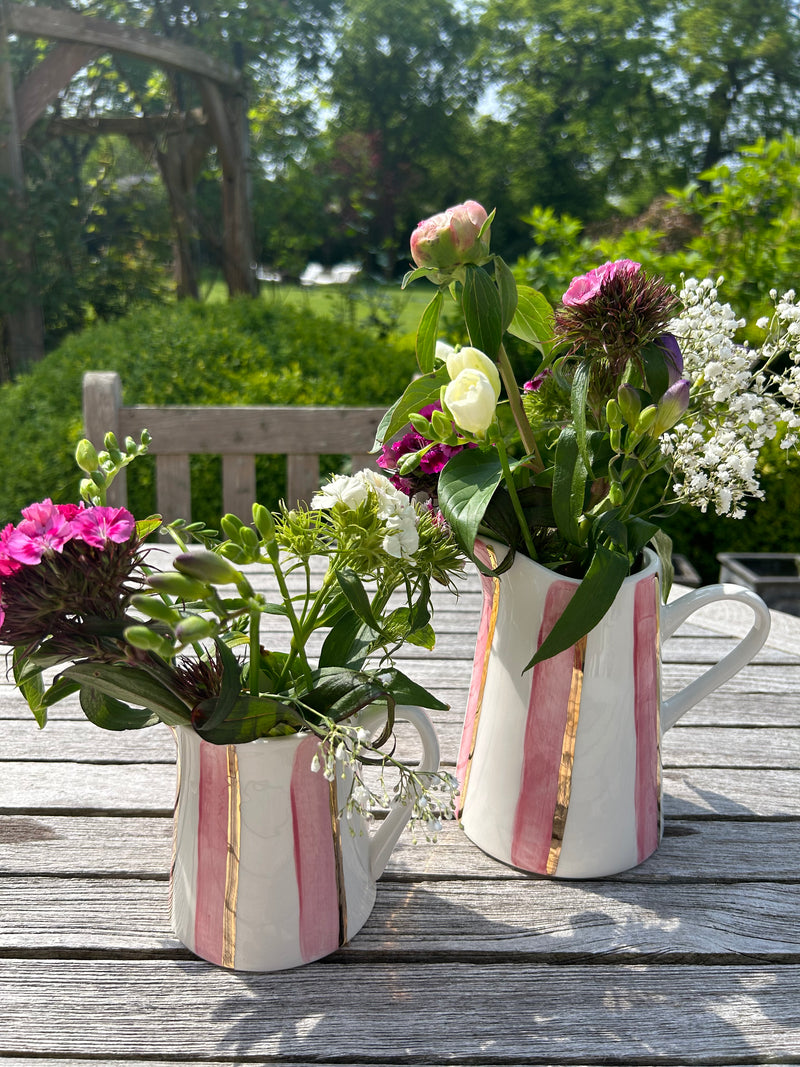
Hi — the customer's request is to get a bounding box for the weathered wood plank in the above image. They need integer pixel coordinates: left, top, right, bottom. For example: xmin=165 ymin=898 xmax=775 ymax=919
xmin=2 ymin=762 xmax=799 ymax=818
xmin=1 ymin=877 xmax=798 ymax=959
xmin=3 ymin=718 xmax=799 ymax=771
xmin=0 ymin=814 xmax=797 ymax=882
xmin=1 ymin=961 xmax=799 ymax=1061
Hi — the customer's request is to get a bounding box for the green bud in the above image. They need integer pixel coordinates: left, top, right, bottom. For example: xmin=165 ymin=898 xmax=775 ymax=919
xmin=124 ymin=625 xmax=168 ymax=652
xmin=430 ymin=408 xmax=456 ymax=442
xmin=218 ymin=542 xmax=249 ymax=565
xmin=617 ymin=384 xmax=642 ymax=427
xmin=174 ymin=615 xmax=217 ymax=645
xmin=252 ymin=503 xmax=275 ymax=542
xmin=239 ymin=526 xmax=259 ymax=553
xmin=605 ymin=399 xmax=624 ymax=431
xmin=409 ymin=413 xmax=434 ymax=438
xmin=610 ymin=426 xmax=622 ymax=453
xmin=147 ymin=572 xmax=210 ymax=600
xmin=130 ymin=594 xmax=180 ymax=624
xmin=90 ymin=470 xmax=107 ymax=488
xmin=174 ymin=549 xmax=241 ymax=586
xmin=635 ymin=405 xmax=658 ymax=435
xmin=608 ymin=482 xmax=625 ymax=506
xmin=220 ymin=514 xmax=246 ymax=543
xmin=75 ymin=439 xmax=100 ymax=473
xmin=397 ymin=451 xmax=422 ymax=475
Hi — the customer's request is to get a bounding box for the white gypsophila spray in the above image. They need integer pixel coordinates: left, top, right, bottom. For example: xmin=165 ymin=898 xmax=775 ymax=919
xmin=662 ymin=278 xmax=800 ymax=518
xmin=309 ymin=718 xmax=458 ymax=840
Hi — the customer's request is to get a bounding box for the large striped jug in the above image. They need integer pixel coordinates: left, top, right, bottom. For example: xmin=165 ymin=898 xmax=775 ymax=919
xmin=457 ymin=540 xmax=771 ymax=878
xmin=170 ymin=704 xmax=439 ymax=970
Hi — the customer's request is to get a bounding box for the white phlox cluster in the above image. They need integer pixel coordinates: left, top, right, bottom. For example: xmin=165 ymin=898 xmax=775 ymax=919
xmin=662 ymin=278 xmax=800 ymax=518
xmin=311 ymin=469 xmax=420 ymax=558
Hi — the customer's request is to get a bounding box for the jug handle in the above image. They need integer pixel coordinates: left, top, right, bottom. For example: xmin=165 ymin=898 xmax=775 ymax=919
xmin=356 ymin=704 xmax=441 ymax=881
xmin=660 ymin=584 xmax=771 ymax=732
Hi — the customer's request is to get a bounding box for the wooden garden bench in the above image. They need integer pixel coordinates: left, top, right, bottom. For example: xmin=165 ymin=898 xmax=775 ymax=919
xmin=81 ymin=371 xmax=386 ymax=522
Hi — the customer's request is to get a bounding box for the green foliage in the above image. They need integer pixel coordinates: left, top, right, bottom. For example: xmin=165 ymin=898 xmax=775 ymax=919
xmin=0 ymin=298 xmax=416 ymax=530
xmin=516 ymin=135 xmax=800 ymax=323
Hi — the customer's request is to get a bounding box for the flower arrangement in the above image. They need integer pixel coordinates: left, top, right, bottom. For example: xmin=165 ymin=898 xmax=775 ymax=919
xmin=0 ymin=435 xmax=465 ymax=831
xmin=375 ymin=200 xmax=800 ymax=666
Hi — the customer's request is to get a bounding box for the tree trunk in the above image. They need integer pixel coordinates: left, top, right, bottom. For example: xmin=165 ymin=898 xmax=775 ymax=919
xmin=0 ymin=3 xmax=45 ymax=380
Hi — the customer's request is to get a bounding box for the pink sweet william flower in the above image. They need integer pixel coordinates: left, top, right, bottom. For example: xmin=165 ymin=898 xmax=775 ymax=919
xmin=0 ymin=523 xmax=22 ymax=576
xmin=71 ymin=506 xmax=136 ymax=549
xmin=410 ymin=201 xmax=491 ymax=274
xmin=5 ymin=499 xmax=75 ymax=565
xmin=563 ymin=259 xmax=641 ymax=307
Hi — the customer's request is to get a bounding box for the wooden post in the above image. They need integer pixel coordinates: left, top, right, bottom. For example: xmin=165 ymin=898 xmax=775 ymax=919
xmin=0 ymin=0 xmax=45 ymax=380
xmin=82 ymin=371 xmax=126 ymax=507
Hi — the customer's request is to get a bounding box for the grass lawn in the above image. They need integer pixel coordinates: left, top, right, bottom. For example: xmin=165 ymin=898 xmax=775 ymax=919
xmin=202 ymin=278 xmax=439 ymax=339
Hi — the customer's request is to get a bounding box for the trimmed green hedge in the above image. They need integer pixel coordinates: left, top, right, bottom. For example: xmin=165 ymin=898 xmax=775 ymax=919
xmin=0 ymin=298 xmax=416 ymax=530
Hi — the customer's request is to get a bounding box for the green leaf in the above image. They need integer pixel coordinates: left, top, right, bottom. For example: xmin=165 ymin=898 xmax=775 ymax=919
xmin=375 ymin=666 xmax=449 ymax=711
xmin=437 ymin=448 xmax=504 ymax=567
xmin=640 ymin=341 xmax=670 ymax=402
xmin=651 ymin=528 xmax=674 ymax=601
xmin=336 ymin=567 xmax=382 ymax=632
xmin=79 ymin=687 xmax=159 ymax=730
xmin=507 ymin=286 xmax=555 ymax=355
xmin=494 ymin=256 xmax=518 ymax=331
xmin=371 ymin=368 xmax=448 ymax=450
xmin=526 ymin=545 xmax=631 ymax=669
xmin=196 ymin=638 xmax=243 ymax=732
xmin=404 ymin=622 xmax=436 ymax=650
xmin=135 ymin=515 xmax=162 ymax=539
xmin=416 ymin=290 xmax=443 ymax=373
xmin=12 ymin=648 xmax=47 ymax=727
xmin=552 ymin=427 xmax=588 ymax=546
xmin=461 ymin=264 xmax=502 ymax=358
xmin=319 ymin=614 xmax=373 ymax=670
xmin=401 ymin=265 xmax=440 ymax=288
xmin=570 ymin=361 xmax=593 ymax=474
xmin=195 ymin=694 xmax=305 ymax=744
xmin=61 ymin=662 xmax=190 ymax=727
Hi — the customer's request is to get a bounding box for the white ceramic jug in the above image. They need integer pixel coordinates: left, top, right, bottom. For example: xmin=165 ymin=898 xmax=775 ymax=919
xmin=171 ymin=703 xmax=439 ymax=970
xmin=457 ymin=540 xmax=771 ymax=878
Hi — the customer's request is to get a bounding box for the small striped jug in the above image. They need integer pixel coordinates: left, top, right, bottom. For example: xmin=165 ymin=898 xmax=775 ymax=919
xmin=457 ymin=540 xmax=771 ymax=878
xmin=170 ymin=704 xmax=439 ymax=970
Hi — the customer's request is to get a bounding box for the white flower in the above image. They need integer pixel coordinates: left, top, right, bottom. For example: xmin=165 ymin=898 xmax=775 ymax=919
xmin=312 ymin=469 xmax=421 ymax=559
xmin=445 ymin=346 xmax=501 ymax=399
xmin=443 ymin=368 xmax=497 ymax=436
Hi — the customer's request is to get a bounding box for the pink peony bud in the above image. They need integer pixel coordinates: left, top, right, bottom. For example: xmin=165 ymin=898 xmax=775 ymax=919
xmin=410 ymin=201 xmax=491 ymax=273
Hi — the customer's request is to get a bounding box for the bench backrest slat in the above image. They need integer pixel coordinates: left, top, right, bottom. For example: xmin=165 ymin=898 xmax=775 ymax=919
xmin=82 ymin=371 xmax=387 ymax=522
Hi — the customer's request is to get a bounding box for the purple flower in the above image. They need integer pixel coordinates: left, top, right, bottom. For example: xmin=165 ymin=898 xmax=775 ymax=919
xmin=652 ymin=379 xmax=691 ymax=435
xmin=656 ymin=333 xmax=684 ymax=385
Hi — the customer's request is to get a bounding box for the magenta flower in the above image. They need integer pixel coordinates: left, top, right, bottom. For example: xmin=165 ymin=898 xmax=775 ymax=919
xmin=6 ymin=499 xmax=75 ymax=565
xmin=563 ymin=260 xmax=641 ymax=307
xmin=0 ymin=523 xmax=23 ymax=576
xmin=377 ymin=402 xmax=475 ymax=498
xmin=71 ymin=506 xmax=136 ymax=549
xmin=410 ymin=201 xmax=491 ymax=274
xmin=523 ymin=369 xmax=553 ymax=393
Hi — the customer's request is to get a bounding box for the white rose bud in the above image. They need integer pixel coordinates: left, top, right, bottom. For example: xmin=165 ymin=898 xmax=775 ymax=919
xmin=443 ymin=369 xmax=498 ymax=436
xmin=445 ymin=346 xmax=501 ymax=399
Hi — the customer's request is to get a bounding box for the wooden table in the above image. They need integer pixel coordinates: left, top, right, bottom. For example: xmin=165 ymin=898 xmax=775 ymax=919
xmin=2 ymin=562 xmax=800 ymax=1065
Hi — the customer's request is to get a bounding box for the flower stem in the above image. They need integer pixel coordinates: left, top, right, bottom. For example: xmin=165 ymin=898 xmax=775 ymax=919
xmin=495 ymin=435 xmax=538 ymax=560
xmin=497 ymin=343 xmax=543 ymax=471
xmin=248 ymin=608 xmax=261 ymax=697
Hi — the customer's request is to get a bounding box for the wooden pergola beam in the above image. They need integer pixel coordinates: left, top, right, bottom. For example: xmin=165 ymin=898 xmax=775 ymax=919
xmin=5 ymin=5 xmax=238 ymax=86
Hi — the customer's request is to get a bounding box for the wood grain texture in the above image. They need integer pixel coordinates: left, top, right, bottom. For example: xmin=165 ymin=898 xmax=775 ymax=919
xmin=1 ymin=961 xmax=799 ymax=1061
